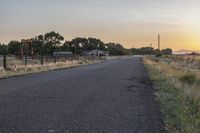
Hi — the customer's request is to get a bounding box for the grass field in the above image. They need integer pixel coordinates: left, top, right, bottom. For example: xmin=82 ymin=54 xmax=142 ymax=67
xmin=144 ymin=55 xmax=200 ymax=133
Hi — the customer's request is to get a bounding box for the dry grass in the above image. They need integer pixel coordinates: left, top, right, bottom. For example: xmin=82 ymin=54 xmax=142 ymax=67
xmin=0 ymin=55 xmax=123 ymax=78
xmin=160 ymin=55 xmax=200 ymax=72
xmin=0 ymin=59 xmax=101 ymax=79
xmin=144 ymin=56 xmax=200 ymax=133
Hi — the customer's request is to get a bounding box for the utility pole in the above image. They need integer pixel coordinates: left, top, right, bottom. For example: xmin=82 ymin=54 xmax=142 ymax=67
xmin=158 ymin=34 xmax=160 ymax=50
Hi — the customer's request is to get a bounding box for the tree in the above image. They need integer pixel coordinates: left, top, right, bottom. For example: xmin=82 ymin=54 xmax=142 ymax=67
xmin=162 ymin=48 xmax=172 ymax=55
xmin=32 ymin=35 xmax=46 ymax=56
xmin=69 ymin=37 xmax=88 ymax=53
xmin=153 ymin=49 xmax=162 ymax=57
xmin=68 ymin=37 xmax=106 ymax=54
xmin=44 ymin=31 xmax=64 ymax=54
xmin=106 ymin=43 xmax=126 ymax=55
xmin=0 ymin=44 xmax=8 ymax=55
xmin=129 ymin=48 xmax=138 ymax=55
xmin=140 ymin=47 xmax=154 ymax=55
xmin=7 ymin=41 xmax=22 ymax=55
xmin=88 ymin=38 xmax=105 ymax=50
xmin=60 ymin=41 xmax=72 ymax=51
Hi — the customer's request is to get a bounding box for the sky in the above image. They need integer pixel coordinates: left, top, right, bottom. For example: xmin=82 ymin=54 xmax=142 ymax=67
xmin=1 ymin=0 xmax=200 ymax=50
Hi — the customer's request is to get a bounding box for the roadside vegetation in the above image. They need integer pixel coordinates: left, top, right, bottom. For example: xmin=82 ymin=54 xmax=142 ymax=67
xmin=0 ymin=59 xmax=102 ymax=79
xmin=144 ymin=55 xmax=200 ymax=133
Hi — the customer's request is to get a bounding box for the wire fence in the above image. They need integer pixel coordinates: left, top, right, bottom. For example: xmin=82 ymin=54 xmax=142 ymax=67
xmin=0 ymin=54 xmax=102 ymax=71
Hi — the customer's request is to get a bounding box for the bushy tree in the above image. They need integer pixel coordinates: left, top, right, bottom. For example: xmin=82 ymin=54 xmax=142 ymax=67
xmin=0 ymin=44 xmax=8 ymax=55
xmin=162 ymin=48 xmax=172 ymax=55
xmin=129 ymin=48 xmax=138 ymax=55
xmin=67 ymin=37 xmax=106 ymax=54
xmin=106 ymin=43 xmax=126 ymax=55
xmin=7 ymin=41 xmax=22 ymax=55
xmin=44 ymin=31 xmax=64 ymax=54
xmin=32 ymin=35 xmax=46 ymax=56
xmin=69 ymin=37 xmax=88 ymax=53
xmin=60 ymin=41 xmax=72 ymax=51
xmin=88 ymin=38 xmax=105 ymax=50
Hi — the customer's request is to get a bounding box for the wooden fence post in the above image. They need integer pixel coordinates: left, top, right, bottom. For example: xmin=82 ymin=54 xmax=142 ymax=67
xmin=25 ymin=55 xmax=28 ymax=66
xmin=41 ymin=54 xmax=44 ymax=66
xmin=3 ymin=54 xmax=7 ymax=70
xmin=54 ymin=56 xmax=57 ymax=63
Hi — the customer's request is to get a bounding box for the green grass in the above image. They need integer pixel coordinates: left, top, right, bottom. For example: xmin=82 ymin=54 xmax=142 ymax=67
xmin=144 ymin=57 xmax=200 ymax=133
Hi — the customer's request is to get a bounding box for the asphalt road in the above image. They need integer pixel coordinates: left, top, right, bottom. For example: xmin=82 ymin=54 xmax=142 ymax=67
xmin=0 ymin=56 xmax=163 ymax=133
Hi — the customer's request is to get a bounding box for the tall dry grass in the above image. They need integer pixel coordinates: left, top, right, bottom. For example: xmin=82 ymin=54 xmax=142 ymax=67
xmin=0 ymin=59 xmax=101 ymax=78
xmin=160 ymin=55 xmax=200 ymax=72
xmin=144 ymin=56 xmax=200 ymax=133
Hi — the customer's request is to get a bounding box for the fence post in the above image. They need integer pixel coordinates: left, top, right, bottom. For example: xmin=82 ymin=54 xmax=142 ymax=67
xmin=3 ymin=54 xmax=7 ymax=70
xmin=41 ymin=54 xmax=44 ymax=66
xmin=54 ymin=56 xmax=57 ymax=63
xmin=25 ymin=55 xmax=28 ymax=66
xmin=84 ymin=55 xmax=86 ymax=64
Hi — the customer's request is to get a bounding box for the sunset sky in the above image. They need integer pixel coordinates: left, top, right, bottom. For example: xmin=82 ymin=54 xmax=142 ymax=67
xmin=1 ymin=0 xmax=200 ymax=50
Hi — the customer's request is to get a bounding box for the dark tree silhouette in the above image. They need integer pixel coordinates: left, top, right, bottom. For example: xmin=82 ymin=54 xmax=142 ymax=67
xmin=162 ymin=48 xmax=172 ymax=55
xmin=0 ymin=44 xmax=8 ymax=55
xmin=7 ymin=41 xmax=22 ymax=56
xmin=1 ymin=31 xmax=173 ymax=57
xmin=44 ymin=31 xmax=64 ymax=54
xmin=106 ymin=43 xmax=127 ymax=55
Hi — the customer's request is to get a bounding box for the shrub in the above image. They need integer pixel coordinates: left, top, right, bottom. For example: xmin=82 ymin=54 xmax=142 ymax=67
xmin=179 ymin=73 xmax=196 ymax=84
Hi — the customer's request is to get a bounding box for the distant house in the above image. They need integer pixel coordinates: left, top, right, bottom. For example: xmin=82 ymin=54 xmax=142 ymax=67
xmin=82 ymin=50 xmax=109 ymax=56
